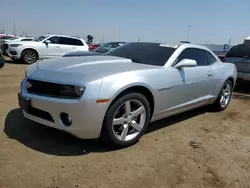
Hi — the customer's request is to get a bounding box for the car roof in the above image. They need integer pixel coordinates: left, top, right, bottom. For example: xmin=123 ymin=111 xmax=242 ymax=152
xmin=45 ymin=34 xmax=84 ymax=41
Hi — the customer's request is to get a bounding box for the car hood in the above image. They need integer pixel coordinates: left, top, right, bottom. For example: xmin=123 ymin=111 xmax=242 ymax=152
xmin=7 ymin=41 xmax=38 ymax=45
xmin=31 ymin=55 xmax=160 ymax=83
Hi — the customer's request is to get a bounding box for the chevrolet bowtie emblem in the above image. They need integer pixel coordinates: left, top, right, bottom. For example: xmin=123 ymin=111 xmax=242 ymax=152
xmin=26 ymin=82 xmax=32 ymax=88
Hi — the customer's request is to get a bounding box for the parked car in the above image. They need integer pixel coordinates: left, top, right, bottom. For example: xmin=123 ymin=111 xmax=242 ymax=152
xmin=0 ymin=53 xmax=5 ymax=69
xmin=5 ymin=35 xmax=89 ymax=64
xmin=0 ymin=34 xmax=17 ymax=52
xmin=63 ymin=42 xmax=127 ymax=57
xmin=18 ymin=42 xmax=236 ymax=148
xmin=224 ymin=44 xmax=250 ymax=82
xmin=88 ymin=43 xmax=101 ymax=51
xmin=1 ymin=37 xmax=34 ymax=55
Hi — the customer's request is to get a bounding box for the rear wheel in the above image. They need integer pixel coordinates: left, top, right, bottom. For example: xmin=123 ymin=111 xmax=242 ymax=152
xmin=100 ymin=93 xmax=151 ymax=148
xmin=213 ymin=80 xmax=233 ymax=111
xmin=21 ymin=49 xmax=38 ymax=64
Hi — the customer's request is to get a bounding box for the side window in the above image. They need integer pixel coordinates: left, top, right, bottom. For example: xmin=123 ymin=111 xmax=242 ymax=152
xmin=72 ymin=39 xmax=83 ymax=46
xmin=59 ymin=37 xmax=71 ymax=45
xmin=59 ymin=37 xmax=84 ymax=46
xmin=206 ymin=52 xmax=217 ymax=65
xmin=175 ymin=48 xmax=208 ymax=66
xmin=47 ymin=36 xmax=60 ymax=44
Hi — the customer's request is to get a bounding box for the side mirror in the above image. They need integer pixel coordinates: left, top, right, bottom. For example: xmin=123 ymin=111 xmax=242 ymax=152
xmin=174 ymin=59 xmax=197 ymax=69
xmin=44 ymin=40 xmax=51 ymax=44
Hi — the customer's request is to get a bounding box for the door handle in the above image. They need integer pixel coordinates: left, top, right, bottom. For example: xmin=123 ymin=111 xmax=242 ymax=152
xmin=73 ymin=47 xmax=76 ymax=49
xmin=207 ymin=71 xmax=213 ymax=76
xmin=55 ymin=46 xmax=60 ymax=48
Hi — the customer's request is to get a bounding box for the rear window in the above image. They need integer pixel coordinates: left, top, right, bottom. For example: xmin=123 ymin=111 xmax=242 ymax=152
xmin=226 ymin=45 xmax=250 ymax=58
xmin=106 ymin=42 xmax=177 ymax=66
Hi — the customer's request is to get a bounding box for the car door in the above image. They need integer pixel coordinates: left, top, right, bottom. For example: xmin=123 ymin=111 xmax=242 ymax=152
xmin=42 ymin=36 xmax=61 ymax=59
xmin=163 ymin=48 xmax=215 ymax=114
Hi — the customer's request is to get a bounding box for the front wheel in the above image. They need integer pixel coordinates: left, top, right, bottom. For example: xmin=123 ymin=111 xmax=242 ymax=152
xmin=213 ymin=80 xmax=233 ymax=111
xmin=21 ymin=49 xmax=38 ymax=64
xmin=100 ymin=93 xmax=151 ymax=148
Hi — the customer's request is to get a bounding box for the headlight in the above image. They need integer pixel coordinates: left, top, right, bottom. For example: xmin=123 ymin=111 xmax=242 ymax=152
xmin=75 ymin=86 xmax=85 ymax=97
xmin=59 ymin=85 xmax=85 ymax=98
xmin=9 ymin=44 xmax=23 ymax=47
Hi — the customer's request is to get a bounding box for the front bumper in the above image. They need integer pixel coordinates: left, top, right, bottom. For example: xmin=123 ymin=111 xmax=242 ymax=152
xmin=18 ymin=79 xmax=108 ymax=139
xmin=6 ymin=46 xmax=21 ymax=59
xmin=237 ymin=72 xmax=250 ymax=81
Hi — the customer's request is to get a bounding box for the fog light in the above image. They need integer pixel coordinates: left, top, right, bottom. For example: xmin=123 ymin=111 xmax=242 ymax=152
xmin=60 ymin=112 xmax=72 ymax=126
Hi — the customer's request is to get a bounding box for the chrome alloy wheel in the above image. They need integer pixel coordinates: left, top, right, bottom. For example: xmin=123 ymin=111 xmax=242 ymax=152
xmin=24 ymin=51 xmax=37 ymax=64
xmin=112 ymin=99 xmax=146 ymax=142
xmin=220 ymin=82 xmax=232 ymax=108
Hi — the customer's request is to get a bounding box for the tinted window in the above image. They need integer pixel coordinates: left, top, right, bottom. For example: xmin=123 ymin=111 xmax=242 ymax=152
xmin=176 ymin=48 xmax=208 ymax=66
xmin=70 ymin=38 xmax=83 ymax=46
xmin=226 ymin=45 xmax=250 ymax=58
xmin=59 ymin=37 xmax=83 ymax=46
xmin=47 ymin=36 xmax=60 ymax=44
xmin=106 ymin=42 xmax=176 ymax=66
xmin=206 ymin=52 xmax=217 ymax=64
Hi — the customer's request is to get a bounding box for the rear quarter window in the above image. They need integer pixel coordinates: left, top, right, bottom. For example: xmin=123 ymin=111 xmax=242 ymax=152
xmin=226 ymin=45 xmax=250 ymax=58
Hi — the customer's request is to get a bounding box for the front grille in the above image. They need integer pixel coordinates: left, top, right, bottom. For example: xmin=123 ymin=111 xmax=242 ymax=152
xmin=26 ymin=79 xmax=80 ymax=99
xmin=10 ymin=51 xmax=17 ymax=55
xmin=28 ymin=106 xmax=54 ymax=122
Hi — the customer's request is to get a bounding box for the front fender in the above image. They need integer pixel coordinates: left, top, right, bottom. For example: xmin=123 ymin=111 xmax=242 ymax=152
xmin=98 ymin=73 xmax=155 ymax=103
xmin=20 ymin=46 xmax=40 ymax=56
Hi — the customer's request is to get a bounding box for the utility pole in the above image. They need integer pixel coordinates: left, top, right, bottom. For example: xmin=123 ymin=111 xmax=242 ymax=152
xmin=13 ymin=19 xmax=16 ymax=36
xmin=186 ymin=25 xmax=191 ymax=42
xmin=101 ymin=36 xmax=104 ymax=43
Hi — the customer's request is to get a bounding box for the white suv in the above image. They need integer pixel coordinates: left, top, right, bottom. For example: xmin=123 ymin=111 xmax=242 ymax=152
xmin=6 ymin=35 xmax=89 ymax=64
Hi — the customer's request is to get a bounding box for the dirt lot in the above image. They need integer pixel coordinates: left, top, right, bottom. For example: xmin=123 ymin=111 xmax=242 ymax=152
xmin=1 ymin=60 xmax=250 ymax=188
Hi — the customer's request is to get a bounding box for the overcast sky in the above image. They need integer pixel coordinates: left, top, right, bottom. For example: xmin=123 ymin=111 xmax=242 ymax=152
xmin=0 ymin=0 xmax=249 ymax=45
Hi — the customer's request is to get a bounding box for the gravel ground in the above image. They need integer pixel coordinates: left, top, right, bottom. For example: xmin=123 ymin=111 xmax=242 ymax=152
xmin=1 ymin=60 xmax=250 ymax=188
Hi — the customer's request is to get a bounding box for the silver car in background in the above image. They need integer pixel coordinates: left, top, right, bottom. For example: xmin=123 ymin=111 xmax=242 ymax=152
xmin=225 ymin=44 xmax=250 ymax=82
xmin=18 ymin=42 xmax=237 ymax=148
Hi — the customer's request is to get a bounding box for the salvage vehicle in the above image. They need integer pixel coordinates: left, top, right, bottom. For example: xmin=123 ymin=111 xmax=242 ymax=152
xmin=5 ymin=35 xmax=89 ymax=64
xmin=18 ymin=42 xmax=237 ymax=148
xmin=63 ymin=42 xmax=127 ymax=57
xmin=1 ymin=37 xmax=34 ymax=55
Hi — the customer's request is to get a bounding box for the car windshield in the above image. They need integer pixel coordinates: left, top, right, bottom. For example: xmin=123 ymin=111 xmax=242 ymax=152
xmin=106 ymin=42 xmax=177 ymax=66
xmin=94 ymin=42 xmax=126 ymax=53
xmin=226 ymin=45 xmax=250 ymax=58
xmin=33 ymin=36 xmax=47 ymax=42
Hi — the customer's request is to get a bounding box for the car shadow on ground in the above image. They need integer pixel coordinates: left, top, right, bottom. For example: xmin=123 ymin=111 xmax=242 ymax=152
xmin=233 ymin=84 xmax=250 ymax=95
xmin=4 ymin=107 xmax=208 ymax=156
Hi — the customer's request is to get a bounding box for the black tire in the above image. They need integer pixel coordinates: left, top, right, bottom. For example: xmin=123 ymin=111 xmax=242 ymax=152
xmin=21 ymin=49 xmax=38 ymax=64
xmin=213 ymin=80 xmax=233 ymax=111
xmin=99 ymin=93 xmax=151 ymax=149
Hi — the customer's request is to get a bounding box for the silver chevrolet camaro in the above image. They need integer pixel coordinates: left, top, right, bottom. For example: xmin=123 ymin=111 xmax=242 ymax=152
xmin=18 ymin=42 xmax=237 ymax=148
